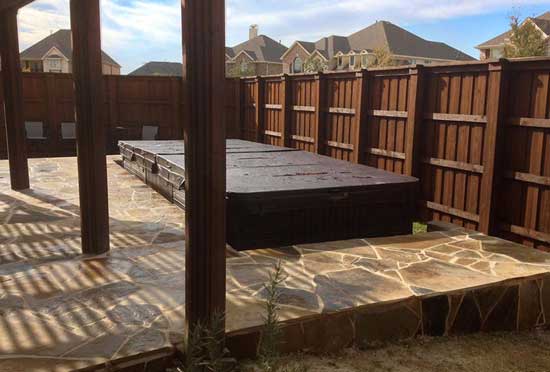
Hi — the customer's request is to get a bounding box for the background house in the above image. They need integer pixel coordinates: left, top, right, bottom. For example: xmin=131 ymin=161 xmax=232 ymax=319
xmin=477 ymin=11 xmax=550 ymax=60
xmin=130 ymin=26 xmax=287 ymax=77
xmin=225 ymin=25 xmax=288 ymax=77
xmin=282 ymin=21 xmax=475 ymax=74
xmin=129 ymin=62 xmax=183 ymax=76
xmin=20 ymin=29 xmax=121 ymax=75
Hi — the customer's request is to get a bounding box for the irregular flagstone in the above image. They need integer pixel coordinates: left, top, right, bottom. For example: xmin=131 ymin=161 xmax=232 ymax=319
xmin=399 ymin=259 xmax=498 ymax=292
xmin=1 ymin=156 xmax=550 ymax=369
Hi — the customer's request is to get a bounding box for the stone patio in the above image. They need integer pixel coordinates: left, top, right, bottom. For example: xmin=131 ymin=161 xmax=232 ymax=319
xmin=1 ymin=157 xmax=550 ymax=371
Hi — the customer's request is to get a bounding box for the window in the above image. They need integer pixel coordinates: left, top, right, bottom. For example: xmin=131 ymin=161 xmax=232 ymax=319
xmin=490 ymin=48 xmax=503 ymax=59
xmin=361 ymin=54 xmax=368 ymax=67
xmin=25 ymin=121 xmax=46 ymax=139
xmin=292 ymin=57 xmax=303 ymax=73
xmin=240 ymin=61 xmax=248 ymax=73
xmin=338 ymin=56 xmax=343 ymax=67
xmin=46 ymin=58 xmax=62 ymax=72
xmin=349 ymin=55 xmax=356 ymax=68
xmin=61 ymin=122 xmax=76 ymax=139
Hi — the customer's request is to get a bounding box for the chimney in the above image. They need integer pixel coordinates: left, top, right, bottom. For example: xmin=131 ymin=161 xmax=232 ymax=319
xmin=249 ymin=24 xmax=259 ymax=40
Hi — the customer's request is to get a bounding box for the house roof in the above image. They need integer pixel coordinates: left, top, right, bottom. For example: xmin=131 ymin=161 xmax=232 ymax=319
xmin=129 ymin=62 xmax=183 ymax=76
xmin=286 ymin=21 xmax=474 ymax=62
xmin=348 ymin=21 xmax=474 ymax=61
xmin=477 ymin=11 xmax=550 ymax=49
xmin=226 ymin=35 xmax=287 ymax=63
xmin=20 ymin=29 xmax=120 ymax=67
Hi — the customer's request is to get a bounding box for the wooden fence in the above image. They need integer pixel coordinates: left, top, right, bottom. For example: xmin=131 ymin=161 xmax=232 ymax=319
xmin=1 ymin=58 xmax=549 ymax=250
xmin=238 ymin=58 xmax=550 ymax=251
xmin=0 ymin=73 xmax=240 ymax=157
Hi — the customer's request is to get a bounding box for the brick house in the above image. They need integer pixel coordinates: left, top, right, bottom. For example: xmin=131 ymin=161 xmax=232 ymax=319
xmin=225 ymin=25 xmax=288 ymax=76
xmin=19 ymin=30 xmax=120 ymax=75
xmin=477 ymin=11 xmax=550 ymax=60
xmin=282 ymin=21 xmax=474 ymax=74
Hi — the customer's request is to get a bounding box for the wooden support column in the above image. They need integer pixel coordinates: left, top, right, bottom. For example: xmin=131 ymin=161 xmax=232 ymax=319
xmin=404 ymin=65 xmax=425 ymax=177
xmin=479 ymin=59 xmax=508 ymax=235
xmin=0 ymin=8 xmax=29 ymax=190
xmin=281 ymin=74 xmax=292 ymax=148
xmin=70 ymin=0 xmax=110 ymax=255
xmin=181 ymin=0 xmax=226 ymax=328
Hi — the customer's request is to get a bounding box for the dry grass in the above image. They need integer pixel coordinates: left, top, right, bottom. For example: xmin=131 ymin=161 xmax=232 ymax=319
xmin=241 ymin=329 xmax=550 ymax=372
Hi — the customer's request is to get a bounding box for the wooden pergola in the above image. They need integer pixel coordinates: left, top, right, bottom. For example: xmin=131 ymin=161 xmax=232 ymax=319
xmin=0 ymin=0 xmax=226 ymax=330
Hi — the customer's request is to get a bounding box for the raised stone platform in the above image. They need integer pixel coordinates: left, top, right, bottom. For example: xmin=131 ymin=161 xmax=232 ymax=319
xmin=1 ymin=157 xmax=549 ymax=371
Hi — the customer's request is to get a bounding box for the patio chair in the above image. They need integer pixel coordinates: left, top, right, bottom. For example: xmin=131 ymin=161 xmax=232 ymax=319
xmin=24 ymin=121 xmax=46 ymax=139
xmin=61 ymin=122 xmax=76 ymax=139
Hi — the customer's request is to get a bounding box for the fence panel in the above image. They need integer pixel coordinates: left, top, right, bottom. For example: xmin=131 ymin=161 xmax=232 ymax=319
xmin=0 ymin=73 xmax=239 ymax=157
xmin=498 ymin=59 xmax=550 ymax=250
xmin=241 ymin=78 xmax=258 ymax=142
xmin=323 ymin=72 xmax=358 ymax=162
xmin=418 ymin=64 xmax=490 ymax=230
xmin=262 ymin=76 xmax=284 ymax=146
xmin=289 ymin=75 xmax=317 ymax=153
xmin=364 ymin=68 xmax=410 ymax=173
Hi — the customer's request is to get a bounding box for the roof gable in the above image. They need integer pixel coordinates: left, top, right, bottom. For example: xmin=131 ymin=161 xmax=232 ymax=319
xmin=477 ymin=11 xmax=550 ymax=49
xmin=226 ymin=35 xmax=287 ymax=63
xmin=20 ymin=29 xmax=120 ymax=67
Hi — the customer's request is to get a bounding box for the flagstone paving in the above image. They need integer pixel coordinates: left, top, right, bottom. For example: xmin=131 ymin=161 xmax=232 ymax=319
xmin=1 ymin=157 xmax=550 ymax=371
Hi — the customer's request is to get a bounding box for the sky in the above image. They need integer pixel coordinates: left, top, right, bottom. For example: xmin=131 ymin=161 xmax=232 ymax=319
xmin=17 ymin=0 xmax=550 ymax=74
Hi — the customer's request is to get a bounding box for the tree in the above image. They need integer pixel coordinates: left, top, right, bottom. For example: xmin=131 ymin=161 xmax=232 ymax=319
xmin=368 ymin=47 xmax=394 ymax=68
xmin=504 ymin=15 xmax=547 ymax=58
xmin=227 ymin=61 xmax=255 ymax=77
xmin=303 ymin=57 xmax=327 ymax=73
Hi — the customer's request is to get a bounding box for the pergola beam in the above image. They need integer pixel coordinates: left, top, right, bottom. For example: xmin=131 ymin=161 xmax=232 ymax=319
xmin=0 ymin=7 xmax=30 ymax=190
xmin=0 ymin=0 xmax=34 ymax=12
xmin=182 ymin=0 xmax=227 ymax=328
xmin=70 ymin=0 xmax=110 ymax=255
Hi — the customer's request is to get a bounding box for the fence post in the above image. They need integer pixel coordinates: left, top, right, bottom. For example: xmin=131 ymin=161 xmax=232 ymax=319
xmin=45 ymin=74 xmax=58 ymax=154
xmin=479 ymin=59 xmax=508 ymax=235
xmin=404 ymin=65 xmax=425 ymax=177
xmin=353 ymin=69 xmax=368 ymax=164
xmin=237 ymin=78 xmax=244 ymax=139
xmin=171 ymin=78 xmax=182 ymax=139
xmin=314 ymin=72 xmax=326 ymax=155
xmin=107 ymin=76 xmax=119 ymax=150
xmin=231 ymin=78 xmax=241 ymax=139
xmin=281 ymin=74 xmax=292 ymax=147
xmin=255 ymin=76 xmax=265 ymax=143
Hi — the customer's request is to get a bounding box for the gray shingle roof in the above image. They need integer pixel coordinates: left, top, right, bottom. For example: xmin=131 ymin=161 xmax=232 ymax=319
xmin=20 ymin=29 xmax=120 ymax=67
xmin=129 ymin=62 xmax=183 ymax=77
xmin=477 ymin=11 xmax=550 ymax=49
xmin=347 ymin=21 xmax=474 ymax=61
xmin=226 ymin=35 xmax=287 ymax=63
xmin=291 ymin=21 xmax=474 ymax=62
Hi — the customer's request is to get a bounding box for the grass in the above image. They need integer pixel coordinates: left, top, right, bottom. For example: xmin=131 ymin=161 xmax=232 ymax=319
xmin=413 ymin=222 xmax=427 ymax=234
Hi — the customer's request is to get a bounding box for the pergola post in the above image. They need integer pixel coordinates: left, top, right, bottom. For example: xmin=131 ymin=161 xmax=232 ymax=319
xmin=181 ymin=0 xmax=227 ymax=328
xmin=70 ymin=0 xmax=110 ymax=255
xmin=0 ymin=7 xmax=30 ymax=190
